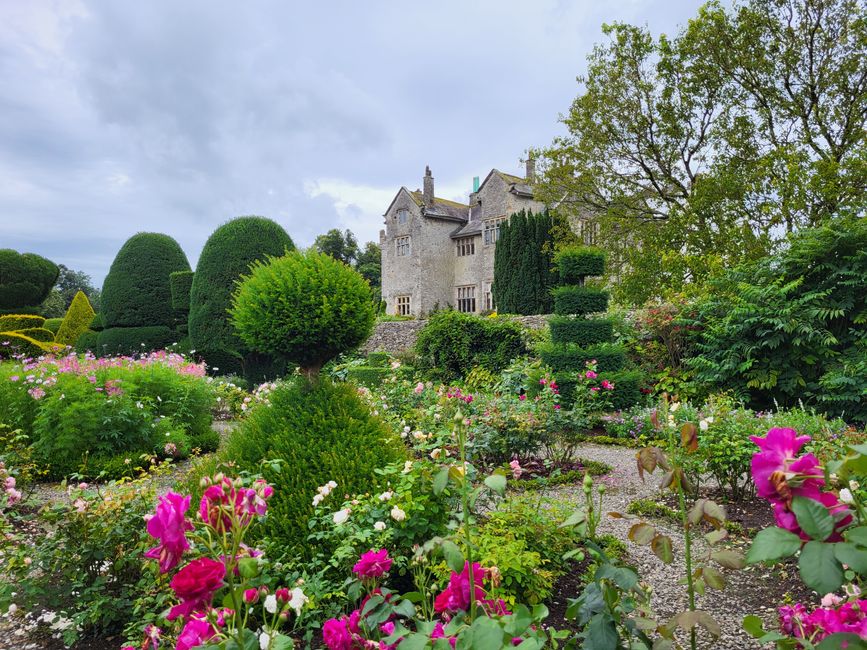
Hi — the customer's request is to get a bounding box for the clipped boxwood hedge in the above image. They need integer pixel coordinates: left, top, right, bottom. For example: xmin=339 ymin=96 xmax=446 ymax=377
xmin=553 ymin=286 xmax=609 ymax=316
xmin=16 ymin=327 xmax=55 ymax=343
xmin=170 ymin=271 xmax=194 ymax=312
xmin=96 ymin=326 xmax=176 ymax=356
xmin=346 ymin=365 xmax=390 ymax=387
xmin=0 ymin=332 xmax=54 ymax=358
xmin=75 ymin=330 xmax=99 ymax=353
xmin=43 ymin=318 xmax=64 ymax=334
xmin=538 ymin=342 xmax=626 ymax=374
xmin=606 ymin=370 xmax=644 ymax=410
xmin=366 ymin=351 xmax=390 ymax=368
xmin=549 ymin=316 xmax=613 ymax=346
xmin=0 ymin=314 xmax=45 ymax=331
xmin=0 ymin=250 xmax=59 ymax=311
xmin=555 ymin=247 xmax=606 ymax=284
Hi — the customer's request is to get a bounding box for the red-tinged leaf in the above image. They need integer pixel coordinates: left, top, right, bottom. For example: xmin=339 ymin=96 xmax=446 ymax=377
xmin=702 ymin=501 xmax=727 ymax=528
xmin=711 ymin=550 xmax=745 ymax=570
xmin=703 ymin=566 xmax=726 ymax=590
xmin=705 ymin=529 xmax=727 ymax=545
xmin=608 ymin=511 xmax=625 ymax=519
xmin=629 ymin=522 xmax=656 ymax=545
xmin=680 ymin=423 xmax=698 ymax=453
xmin=688 ymin=499 xmax=706 ymax=525
xmin=651 ymin=534 xmax=674 ymax=563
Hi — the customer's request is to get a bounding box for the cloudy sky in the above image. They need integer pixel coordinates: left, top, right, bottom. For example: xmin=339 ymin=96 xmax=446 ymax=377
xmin=1 ymin=0 xmax=705 ymax=285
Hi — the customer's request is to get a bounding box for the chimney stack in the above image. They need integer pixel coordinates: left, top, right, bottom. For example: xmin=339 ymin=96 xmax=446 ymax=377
xmin=525 ymin=154 xmax=536 ymax=183
xmin=423 ymin=165 xmax=434 ymax=208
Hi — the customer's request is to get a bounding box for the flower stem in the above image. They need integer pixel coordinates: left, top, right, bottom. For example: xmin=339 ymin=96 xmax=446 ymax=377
xmin=677 ymin=477 xmax=697 ymax=650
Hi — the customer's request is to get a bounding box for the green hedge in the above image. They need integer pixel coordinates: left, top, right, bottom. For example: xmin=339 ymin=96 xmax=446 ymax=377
xmin=189 ymin=216 xmax=295 ymax=377
xmin=0 ymin=250 xmax=59 ymax=311
xmin=366 ymin=351 xmax=390 ymax=368
xmin=0 ymin=314 xmax=45 ymax=331
xmin=90 ymin=313 xmax=105 ymax=331
xmin=75 ymin=330 xmax=99 ymax=353
xmin=553 ymin=286 xmax=609 ymax=316
xmin=538 ymin=342 xmax=626 ymax=374
xmin=43 ymin=318 xmax=63 ymax=334
xmin=549 ymin=316 xmax=613 ymax=346
xmin=170 ymin=271 xmax=194 ymax=312
xmin=555 ymin=247 xmax=606 ymax=284
xmin=96 ymin=326 xmax=176 ymax=356
xmin=220 ymin=378 xmax=406 ymax=555
xmin=346 ymin=366 xmax=390 ymax=387
xmin=17 ymin=327 xmax=55 ymax=343
xmin=101 ymin=233 xmax=191 ymax=329
xmin=0 ymin=332 xmax=54 ymax=358
xmin=606 ymin=370 xmax=644 ymax=410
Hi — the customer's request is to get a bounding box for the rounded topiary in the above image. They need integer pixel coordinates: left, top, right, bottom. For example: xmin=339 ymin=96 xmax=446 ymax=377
xmin=0 ymin=250 xmax=59 ymax=311
xmin=75 ymin=330 xmax=99 ymax=353
xmin=0 ymin=314 xmax=45 ymax=331
xmin=169 ymin=271 xmax=194 ymax=312
xmin=555 ymin=247 xmax=606 ymax=285
xmin=189 ymin=216 xmax=295 ymax=377
xmin=101 ymin=233 xmax=191 ymax=328
xmin=552 ymin=286 xmax=609 ymax=316
xmin=220 ymin=378 xmax=405 ymax=554
xmin=231 ymin=249 xmax=375 ymax=377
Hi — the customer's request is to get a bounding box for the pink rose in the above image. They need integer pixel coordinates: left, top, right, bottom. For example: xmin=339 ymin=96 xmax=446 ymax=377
xmin=322 ymin=617 xmax=352 ymax=650
xmin=145 ymin=491 xmax=193 ymax=573
xmin=168 ymin=557 xmax=226 ymax=620
xmin=176 ymin=617 xmax=216 ymax=650
xmin=585 ymin=370 xmax=597 ymax=379
xmin=352 ymin=548 xmax=393 ymax=579
xmin=434 ymin=562 xmax=485 ymax=613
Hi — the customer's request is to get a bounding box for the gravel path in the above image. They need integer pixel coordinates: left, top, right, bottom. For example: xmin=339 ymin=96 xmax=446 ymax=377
xmin=547 ymin=443 xmax=783 ymax=650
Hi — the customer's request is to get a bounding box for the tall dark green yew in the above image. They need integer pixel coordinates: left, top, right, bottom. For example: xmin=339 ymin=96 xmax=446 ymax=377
xmin=540 ymin=246 xmax=641 ymax=409
xmin=189 ymin=216 xmax=294 ymax=379
xmin=0 ymin=250 xmax=59 ymax=313
xmin=492 ymin=209 xmax=558 ymax=315
xmin=98 ymin=233 xmax=191 ymax=354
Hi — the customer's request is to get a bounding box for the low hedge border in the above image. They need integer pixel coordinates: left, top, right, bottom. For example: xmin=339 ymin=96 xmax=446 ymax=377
xmin=552 ymin=286 xmax=609 ymax=316
xmin=538 ymin=342 xmax=626 ymax=374
xmin=549 ymin=316 xmax=613 ymax=346
xmin=346 ymin=365 xmax=391 ymax=387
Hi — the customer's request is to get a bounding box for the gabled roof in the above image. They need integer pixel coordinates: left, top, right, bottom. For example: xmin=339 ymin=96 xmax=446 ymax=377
xmin=476 ymin=169 xmax=534 ymax=198
xmin=409 ymin=191 xmax=469 ymax=223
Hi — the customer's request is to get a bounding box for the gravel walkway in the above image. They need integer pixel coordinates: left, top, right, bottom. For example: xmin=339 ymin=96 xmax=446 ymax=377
xmin=547 ymin=443 xmax=783 ymax=650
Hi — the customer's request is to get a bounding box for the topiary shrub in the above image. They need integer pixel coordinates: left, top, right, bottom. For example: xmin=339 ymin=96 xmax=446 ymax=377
xmin=0 ymin=332 xmax=54 ymax=359
xmin=16 ymin=328 xmax=55 ymax=343
xmin=0 ymin=314 xmax=45 ymax=331
xmin=346 ymin=365 xmax=391 ymax=387
xmin=95 ymin=326 xmax=176 ymax=356
xmin=75 ymin=330 xmax=99 ymax=353
xmin=189 ymin=216 xmax=295 ymax=378
xmin=89 ymin=313 xmax=105 ymax=331
xmin=555 ymin=247 xmax=606 ymax=284
xmin=606 ymin=370 xmax=644 ymax=411
xmin=0 ymin=250 xmax=59 ymax=311
xmin=169 ymin=270 xmax=194 ymax=313
xmin=538 ymin=342 xmax=627 ymax=373
xmin=553 ymin=286 xmax=609 ymax=315
xmin=549 ymin=316 xmax=614 ymax=346
xmin=366 ymin=351 xmax=390 ymax=368
xmin=220 ymin=378 xmax=406 ymax=554
xmin=101 ymin=233 xmax=191 ymax=329
xmin=414 ymin=310 xmax=527 ymax=382
xmin=231 ymin=249 xmax=374 ymax=377
xmin=55 ymin=291 xmax=96 ymax=346
xmin=43 ymin=318 xmax=63 ymax=334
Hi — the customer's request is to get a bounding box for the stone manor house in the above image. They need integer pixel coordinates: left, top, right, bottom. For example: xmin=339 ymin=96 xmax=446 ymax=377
xmin=380 ymin=159 xmax=545 ymax=317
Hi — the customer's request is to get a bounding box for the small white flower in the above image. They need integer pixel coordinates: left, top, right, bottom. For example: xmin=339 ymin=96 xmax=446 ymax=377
xmin=706 ymin=416 xmax=714 ymax=424
xmin=670 ymin=402 xmax=680 ymax=412
xmin=136 ymin=401 xmax=144 ymax=409
xmin=264 ymin=593 xmax=278 ymax=614
xmin=6 ymin=604 xmax=17 ymax=616
xmin=378 ymin=490 xmax=393 ymax=502
xmin=850 ymin=480 xmax=860 ymax=491
xmin=327 ymin=480 xmax=337 ymax=489
xmin=259 ymin=630 xmax=273 ymax=650
xmin=699 ymin=420 xmax=709 ymax=431
xmin=840 ymin=488 xmax=854 ymax=504
xmin=374 ymin=521 xmax=386 ymax=532
xmin=312 ymin=494 xmax=324 ymax=507
xmin=430 ymin=448 xmax=442 ymax=460
xmin=288 ymin=587 xmax=308 ymax=616
xmin=390 ymin=505 xmax=406 ymax=522
xmin=402 ymin=460 xmax=413 ymax=474
xmin=333 ymin=508 xmax=351 ymax=525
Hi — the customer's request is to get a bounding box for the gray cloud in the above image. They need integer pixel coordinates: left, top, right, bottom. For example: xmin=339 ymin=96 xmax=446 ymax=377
xmin=0 ymin=0 xmax=706 ymax=285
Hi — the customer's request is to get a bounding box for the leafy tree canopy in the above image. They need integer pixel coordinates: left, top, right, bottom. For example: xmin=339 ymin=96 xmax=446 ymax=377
xmin=535 ymin=0 xmax=867 ymax=304
xmin=313 ymin=228 xmax=359 ymax=266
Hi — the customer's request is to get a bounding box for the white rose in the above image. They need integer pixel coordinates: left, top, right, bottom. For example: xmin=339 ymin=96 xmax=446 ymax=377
xmin=699 ymin=420 xmax=709 ymax=431
xmin=374 ymin=521 xmax=386 ymax=531
xmin=333 ymin=508 xmax=351 ymax=525
xmin=839 ymin=488 xmax=854 ymax=504
xmin=430 ymin=448 xmax=442 ymax=460
xmin=312 ymin=494 xmax=324 ymax=507
xmin=379 ymin=491 xmax=393 ymax=502
xmin=264 ymin=594 xmax=278 ymax=614
xmin=402 ymin=461 xmax=413 ymax=474
xmin=259 ymin=631 xmax=273 ymax=650
xmin=288 ymin=587 xmax=308 ymax=616
xmin=327 ymin=480 xmax=337 ymax=489
xmin=390 ymin=505 xmax=406 ymax=522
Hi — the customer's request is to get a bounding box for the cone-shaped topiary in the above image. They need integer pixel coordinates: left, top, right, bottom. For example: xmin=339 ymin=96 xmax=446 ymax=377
xmin=231 ymin=249 xmax=375 ymax=378
xmin=189 ymin=216 xmax=294 ymax=377
xmin=0 ymin=250 xmax=59 ymax=311
xmin=542 ymin=246 xmax=642 ymax=408
xmin=56 ymin=291 xmax=96 ymax=346
xmin=98 ymin=233 xmax=191 ymax=354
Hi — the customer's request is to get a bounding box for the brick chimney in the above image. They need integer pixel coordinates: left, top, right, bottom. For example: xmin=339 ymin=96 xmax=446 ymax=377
xmin=423 ymin=165 xmax=434 ymax=208
xmin=525 ymin=154 xmax=536 ymax=183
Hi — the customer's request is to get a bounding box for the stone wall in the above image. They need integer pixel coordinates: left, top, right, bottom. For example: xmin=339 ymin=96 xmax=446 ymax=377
xmin=361 ymin=314 xmax=551 ymax=355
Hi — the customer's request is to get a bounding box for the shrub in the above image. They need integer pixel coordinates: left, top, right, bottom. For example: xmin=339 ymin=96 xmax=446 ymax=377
xmin=15 ymin=328 xmax=54 ymax=343
xmin=0 ymin=250 xmax=59 ymax=311
xmin=606 ymin=370 xmax=645 ymax=411
xmin=220 ymin=378 xmax=406 ymax=554
xmin=0 ymin=314 xmax=45 ymax=331
xmin=0 ymin=332 xmax=54 ymax=359
xmin=538 ymin=342 xmax=626 ymax=373
xmin=549 ymin=316 xmax=613 ymax=346
xmin=90 ymin=313 xmax=105 ymax=331
xmin=43 ymin=318 xmax=63 ymax=334
xmin=101 ymin=232 xmax=191 ymax=329
xmin=189 ymin=216 xmax=295 ymax=377
xmin=555 ymin=247 xmax=606 ymax=284
xmin=75 ymin=330 xmax=99 ymax=353
xmin=169 ymin=270 xmax=194 ymax=312
xmin=414 ymin=310 xmax=527 ymax=382
xmin=366 ymin=351 xmax=390 ymax=368
xmin=96 ymin=325 xmax=175 ymax=356
xmin=553 ymin=286 xmax=609 ymax=315
xmin=346 ymin=366 xmax=391 ymax=387
xmin=231 ymin=250 xmax=374 ymax=376
xmin=55 ymin=290 xmax=96 ymax=346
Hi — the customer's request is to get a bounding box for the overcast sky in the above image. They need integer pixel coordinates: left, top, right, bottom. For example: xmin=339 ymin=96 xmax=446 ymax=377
xmin=1 ymin=0 xmax=706 ymax=285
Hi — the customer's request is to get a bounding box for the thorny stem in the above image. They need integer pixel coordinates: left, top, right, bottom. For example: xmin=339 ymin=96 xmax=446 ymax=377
xmin=457 ymin=417 xmax=477 ymax=621
xmin=677 ymin=476 xmax=697 ymax=650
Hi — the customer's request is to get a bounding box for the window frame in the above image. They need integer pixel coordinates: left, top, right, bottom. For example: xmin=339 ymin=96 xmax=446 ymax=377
xmin=397 ymin=209 xmax=409 ymax=224
xmin=395 ymin=235 xmax=411 ymax=257
xmin=456 ymin=285 xmax=477 ymax=313
xmin=455 ymin=236 xmax=476 ymax=257
xmin=396 ymin=295 xmax=411 ymax=316
xmin=483 ymin=217 xmax=507 ymax=245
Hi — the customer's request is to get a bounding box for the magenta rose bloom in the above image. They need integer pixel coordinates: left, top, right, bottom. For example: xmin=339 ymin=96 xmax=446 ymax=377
xmin=352 ymin=548 xmax=393 ymax=579
xmin=144 ymin=491 xmax=194 ymax=573
xmin=199 ymin=479 xmax=248 ymax=532
xmin=168 ymin=557 xmax=226 ymax=620
xmin=322 ymin=617 xmax=353 ymax=650
xmin=434 ymin=562 xmax=485 ymax=613
xmin=176 ymin=617 xmax=216 ymax=650
xmin=750 ymin=428 xmax=823 ymax=502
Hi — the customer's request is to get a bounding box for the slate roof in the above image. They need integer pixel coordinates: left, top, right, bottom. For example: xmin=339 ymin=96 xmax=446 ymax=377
xmin=409 ymin=191 xmax=469 ymax=223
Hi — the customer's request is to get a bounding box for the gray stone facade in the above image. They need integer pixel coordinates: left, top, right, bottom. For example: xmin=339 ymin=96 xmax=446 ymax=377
xmin=380 ymin=160 xmax=545 ymax=317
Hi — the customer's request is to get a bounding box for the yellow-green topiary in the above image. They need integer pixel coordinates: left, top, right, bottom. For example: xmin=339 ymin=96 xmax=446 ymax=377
xmin=0 ymin=331 xmax=56 ymax=358
xmin=56 ymin=291 xmax=96 ymax=347
xmin=16 ymin=328 xmax=55 ymax=343
xmin=0 ymin=314 xmax=45 ymax=331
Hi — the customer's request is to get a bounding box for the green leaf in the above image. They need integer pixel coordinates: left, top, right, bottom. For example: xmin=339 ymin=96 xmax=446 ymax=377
xmin=441 ymin=540 xmax=465 ymax=573
xmin=628 ymin=522 xmax=656 ymax=545
xmin=651 ymin=534 xmax=674 ymax=564
xmin=586 ymin=613 xmax=619 ymax=650
xmin=816 ymin=633 xmax=867 ymax=649
xmin=559 ymin=509 xmax=587 ymax=529
xmin=834 ymin=543 xmax=867 ymax=575
xmin=703 ymin=566 xmax=726 ymax=590
xmin=799 ymin=541 xmax=844 ymax=594
xmin=742 ymin=614 xmax=766 ymax=639
xmin=393 ymin=598 xmax=416 ymax=619
xmin=433 ymin=467 xmax=449 ymax=496
xmin=746 ymin=527 xmax=802 ymax=563
xmin=397 ymin=633 xmax=433 ymax=650
xmin=467 ymin=615 xmax=505 ymax=648
xmin=791 ymin=496 xmax=835 ymax=542
xmin=271 ymin=634 xmax=295 ymax=650
xmin=484 ymin=473 xmax=507 ymax=496
xmin=843 ymin=526 xmax=867 ymax=547
xmin=237 ymin=557 xmax=260 ymax=579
